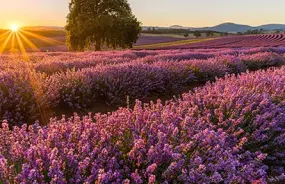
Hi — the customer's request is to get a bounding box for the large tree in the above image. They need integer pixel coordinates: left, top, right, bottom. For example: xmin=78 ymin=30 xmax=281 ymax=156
xmin=66 ymin=0 xmax=141 ymax=51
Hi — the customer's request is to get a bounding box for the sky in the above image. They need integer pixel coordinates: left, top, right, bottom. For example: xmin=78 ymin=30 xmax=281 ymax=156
xmin=0 ymin=0 xmax=285 ymax=29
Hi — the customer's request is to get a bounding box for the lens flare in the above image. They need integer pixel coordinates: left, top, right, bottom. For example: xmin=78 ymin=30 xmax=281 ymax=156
xmin=10 ymin=24 xmax=19 ymax=32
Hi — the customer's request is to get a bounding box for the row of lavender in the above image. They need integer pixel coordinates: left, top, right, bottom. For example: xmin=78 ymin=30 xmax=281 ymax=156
xmin=34 ymin=47 xmax=285 ymax=74
xmin=2 ymin=47 xmax=284 ymax=74
xmin=1 ymin=51 xmax=285 ymax=125
xmin=1 ymin=66 xmax=285 ymax=183
xmin=135 ymin=35 xmax=187 ymax=46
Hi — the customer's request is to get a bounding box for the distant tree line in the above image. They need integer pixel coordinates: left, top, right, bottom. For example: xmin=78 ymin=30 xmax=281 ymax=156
xmin=237 ymin=29 xmax=284 ymax=35
xmin=141 ymin=28 xmax=221 ymax=38
xmin=237 ymin=29 xmax=264 ymax=35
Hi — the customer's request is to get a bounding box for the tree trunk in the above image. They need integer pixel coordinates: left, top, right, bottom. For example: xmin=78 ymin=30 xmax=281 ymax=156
xmin=95 ymin=39 xmax=101 ymax=51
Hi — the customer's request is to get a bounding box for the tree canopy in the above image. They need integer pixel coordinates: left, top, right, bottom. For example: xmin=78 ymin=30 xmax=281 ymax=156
xmin=66 ymin=0 xmax=141 ymax=51
xmin=193 ymin=31 xmax=202 ymax=38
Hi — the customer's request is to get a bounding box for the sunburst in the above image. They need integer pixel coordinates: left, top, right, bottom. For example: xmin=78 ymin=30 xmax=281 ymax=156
xmin=0 ymin=22 xmax=65 ymax=58
xmin=10 ymin=24 xmax=19 ymax=32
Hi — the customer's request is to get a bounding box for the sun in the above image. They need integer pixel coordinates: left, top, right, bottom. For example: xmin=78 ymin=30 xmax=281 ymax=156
xmin=10 ymin=24 xmax=19 ymax=32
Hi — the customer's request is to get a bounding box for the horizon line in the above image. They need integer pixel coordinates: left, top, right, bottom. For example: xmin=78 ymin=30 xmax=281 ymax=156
xmin=2 ymin=22 xmax=285 ymax=30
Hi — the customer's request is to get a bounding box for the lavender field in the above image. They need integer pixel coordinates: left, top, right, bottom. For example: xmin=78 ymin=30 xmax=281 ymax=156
xmin=154 ymin=34 xmax=285 ymax=50
xmin=0 ymin=46 xmax=285 ymax=183
xmin=2 ymin=0 xmax=285 ymax=182
xmin=135 ymin=34 xmax=187 ymax=46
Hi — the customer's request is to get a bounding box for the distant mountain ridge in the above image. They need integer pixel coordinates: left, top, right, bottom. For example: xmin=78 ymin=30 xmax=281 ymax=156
xmin=193 ymin=23 xmax=253 ymax=33
xmin=193 ymin=23 xmax=285 ymax=33
xmin=144 ymin=22 xmax=285 ymax=33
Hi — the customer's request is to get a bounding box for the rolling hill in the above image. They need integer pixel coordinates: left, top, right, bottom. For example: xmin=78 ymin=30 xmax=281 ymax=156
xmin=166 ymin=23 xmax=285 ymax=33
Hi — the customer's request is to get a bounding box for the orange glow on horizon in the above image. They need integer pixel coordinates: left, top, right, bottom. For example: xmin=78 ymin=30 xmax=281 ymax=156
xmin=10 ymin=24 xmax=19 ymax=32
xmin=0 ymin=31 xmax=10 ymax=41
xmin=15 ymin=33 xmax=29 ymax=60
xmin=20 ymin=30 xmax=65 ymax=45
xmin=18 ymin=32 xmax=40 ymax=52
xmin=10 ymin=33 xmax=16 ymax=54
xmin=0 ymin=24 xmax=65 ymax=58
xmin=0 ymin=32 xmax=12 ymax=53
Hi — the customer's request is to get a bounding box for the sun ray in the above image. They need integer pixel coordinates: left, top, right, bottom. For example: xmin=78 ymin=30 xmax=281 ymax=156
xmin=0 ymin=31 xmax=10 ymax=41
xmin=0 ymin=32 xmax=13 ymax=53
xmin=15 ymin=33 xmax=29 ymax=60
xmin=20 ymin=30 xmax=65 ymax=45
xmin=10 ymin=33 xmax=16 ymax=54
xmin=18 ymin=31 xmax=40 ymax=52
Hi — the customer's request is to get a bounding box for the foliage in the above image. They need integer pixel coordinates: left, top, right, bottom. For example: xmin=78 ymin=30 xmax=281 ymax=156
xmin=0 ymin=48 xmax=284 ymax=124
xmin=3 ymin=66 xmax=285 ymax=183
xmin=193 ymin=31 xmax=202 ymax=37
xmin=206 ymin=31 xmax=214 ymax=37
xmin=245 ymin=29 xmax=264 ymax=35
xmin=141 ymin=28 xmax=221 ymax=36
xmin=65 ymin=0 xmax=141 ymax=51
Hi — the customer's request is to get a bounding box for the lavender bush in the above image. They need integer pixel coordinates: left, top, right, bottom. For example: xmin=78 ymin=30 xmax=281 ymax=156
xmin=2 ymin=66 xmax=285 ymax=183
xmin=0 ymin=50 xmax=284 ymax=124
xmin=0 ymin=68 xmax=48 ymax=126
